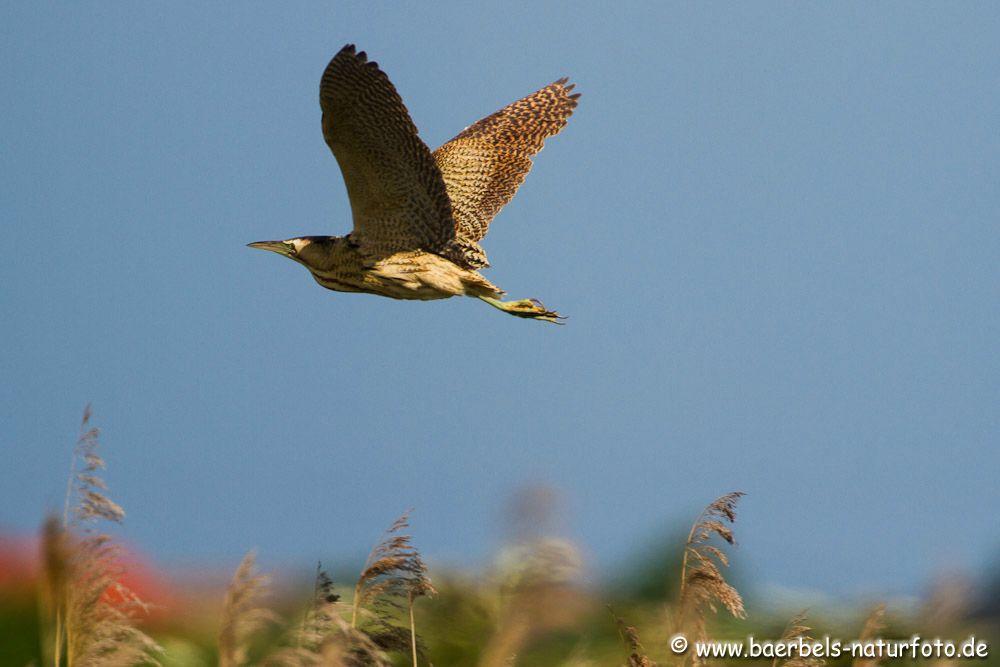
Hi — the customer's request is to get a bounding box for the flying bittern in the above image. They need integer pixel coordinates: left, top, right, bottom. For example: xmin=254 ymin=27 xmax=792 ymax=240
xmin=249 ymin=44 xmax=579 ymax=323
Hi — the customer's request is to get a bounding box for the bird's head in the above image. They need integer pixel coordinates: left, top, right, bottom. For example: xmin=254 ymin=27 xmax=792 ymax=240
xmin=247 ymin=237 xmax=337 ymax=269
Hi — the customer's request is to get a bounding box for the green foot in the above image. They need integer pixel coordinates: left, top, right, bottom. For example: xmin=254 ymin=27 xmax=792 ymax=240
xmin=479 ymin=296 xmax=566 ymax=324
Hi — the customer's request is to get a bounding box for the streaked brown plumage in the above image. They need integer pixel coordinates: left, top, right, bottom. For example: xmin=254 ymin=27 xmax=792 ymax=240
xmin=435 ymin=76 xmax=579 ymax=270
xmin=249 ymin=44 xmax=579 ymax=323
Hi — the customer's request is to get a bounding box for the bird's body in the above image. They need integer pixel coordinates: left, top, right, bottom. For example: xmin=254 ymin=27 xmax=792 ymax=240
xmin=287 ymin=236 xmax=502 ymax=301
xmin=250 ymin=44 xmax=579 ymax=322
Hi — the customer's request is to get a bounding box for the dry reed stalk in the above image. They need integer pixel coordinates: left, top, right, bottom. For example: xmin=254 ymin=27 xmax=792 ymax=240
xmin=351 ymin=512 xmax=435 ymax=665
xmin=39 ymin=515 xmax=70 ymax=667
xmin=296 ymin=565 xmax=341 ymax=652
xmin=263 ymin=564 xmax=392 ymax=667
xmin=263 ymin=622 xmax=392 ymax=667
xmin=40 ymin=406 xmax=161 ymax=667
xmin=218 ymin=551 xmax=280 ymax=667
xmin=773 ymin=611 xmax=824 ymax=667
xmin=479 ymin=537 xmax=584 ymax=667
xmin=921 ymin=573 xmax=970 ymax=634
xmin=480 ymin=488 xmax=583 ymax=666
xmin=676 ymin=492 xmax=746 ymax=665
xmin=852 ymin=604 xmax=886 ymax=667
xmin=610 ymin=607 xmax=658 ymax=667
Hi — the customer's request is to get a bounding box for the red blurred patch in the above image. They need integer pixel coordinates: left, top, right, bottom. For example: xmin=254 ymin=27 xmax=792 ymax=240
xmin=0 ymin=531 xmax=178 ymax=621
xmin=0 ymin=534 xmax=37 ymax=594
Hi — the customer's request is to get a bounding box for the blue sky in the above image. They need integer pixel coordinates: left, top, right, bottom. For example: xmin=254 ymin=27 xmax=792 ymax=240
xmin=2 ymin=2 xmax=998 ymax=599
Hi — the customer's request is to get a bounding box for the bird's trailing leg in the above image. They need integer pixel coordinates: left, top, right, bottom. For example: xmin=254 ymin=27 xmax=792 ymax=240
xmin=477 ymin=296 xmax=565 ymax=324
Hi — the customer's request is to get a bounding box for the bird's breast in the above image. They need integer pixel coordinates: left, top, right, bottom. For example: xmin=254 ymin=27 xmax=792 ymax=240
xmin=308 ymin=251 xmax=474 ymax=301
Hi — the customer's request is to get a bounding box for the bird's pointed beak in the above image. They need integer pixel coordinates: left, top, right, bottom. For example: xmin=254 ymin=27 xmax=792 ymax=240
xmin=247 ymin=240 xmax=294 ymax=257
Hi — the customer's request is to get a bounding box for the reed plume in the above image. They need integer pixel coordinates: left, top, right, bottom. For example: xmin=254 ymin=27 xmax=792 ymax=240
xmin=295 ymin=565 xmax=341 ymax=653
xmin=40 ymin=406 xmax=161 ymax=667
xmin=479 ymin=536 xmax=583 ymax=667
xmin=351 ymin=512 xmax=435 ymax=665
xmin=852 ymin=604 xmax=886 ymax=667
xmin=478 ymin=487 xmax=584 ymax=666
xmin=610 ymin=607 xmax=657 ymax=667
xmin=773 ymin=611 xmax=824 ymax=667
xmin=263 ymin=564 xmax=391 ymax=667
xmin=675 ymin=492 xmax=746 ymax=664
xmin=218 ymin=551 xmax=280 ymax=667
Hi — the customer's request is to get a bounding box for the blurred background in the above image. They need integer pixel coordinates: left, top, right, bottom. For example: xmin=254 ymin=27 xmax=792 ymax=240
xmin=2 ymin=0 xmax=999 ymax=630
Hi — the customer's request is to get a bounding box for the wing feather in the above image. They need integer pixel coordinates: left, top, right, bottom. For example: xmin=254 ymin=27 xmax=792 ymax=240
xmin=433 ymin=79 xmax=580 ymax=265
xmin=320 ymin=45 xmax=455 ymax=255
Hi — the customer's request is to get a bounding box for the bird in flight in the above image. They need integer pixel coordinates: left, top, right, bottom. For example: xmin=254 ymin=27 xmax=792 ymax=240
xmin=249 ymin=44 xmax=579 ymax=323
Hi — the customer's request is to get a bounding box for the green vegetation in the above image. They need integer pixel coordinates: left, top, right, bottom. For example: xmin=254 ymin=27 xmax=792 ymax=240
xmin=2 ymin=409 xmax=995 ymax=666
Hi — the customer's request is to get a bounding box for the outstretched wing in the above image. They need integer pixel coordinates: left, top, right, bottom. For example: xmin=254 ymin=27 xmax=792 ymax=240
xmin=320 ymin=45 xmax=455 ymax=255
xmin=433 ymin=79 xmax=579 ymax=263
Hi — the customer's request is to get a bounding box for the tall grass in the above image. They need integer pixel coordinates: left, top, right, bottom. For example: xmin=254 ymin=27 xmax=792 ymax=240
xmin=350 ymin=511 xmax=435 ymax=664
xmin=24 ymin=410 xmax=989 ymax=666
xmin=218 ymin=551 xmax=278 ymax=667
xmin=39 ymin=407 xmax=161 ymax=666
xmin=676 ymin=491 xmax=746 ymax=663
